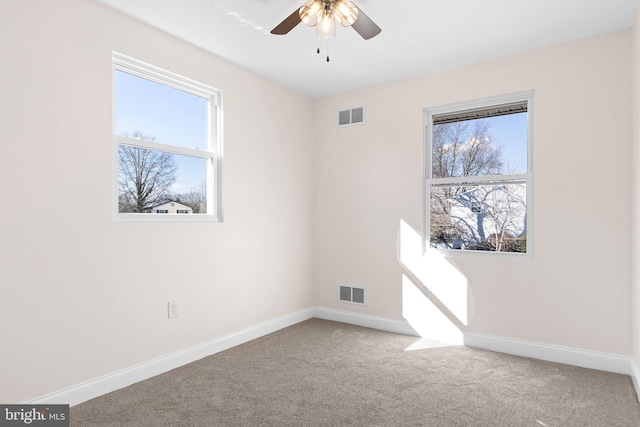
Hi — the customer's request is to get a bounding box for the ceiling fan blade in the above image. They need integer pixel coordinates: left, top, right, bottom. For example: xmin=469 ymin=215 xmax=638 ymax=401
xmin=271 ymin=8 xmax=302 ymax=35
xmin=351 ymin=8 xmax=381 ymax=40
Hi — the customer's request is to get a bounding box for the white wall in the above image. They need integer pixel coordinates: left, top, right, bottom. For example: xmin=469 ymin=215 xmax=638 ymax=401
xmin=0 ymin=0 xmax=314 ymax=403
xmin=632 ymin=5 xmax=640 ymax=379
xmin=314 ymin=30 xmax=633 ymax=355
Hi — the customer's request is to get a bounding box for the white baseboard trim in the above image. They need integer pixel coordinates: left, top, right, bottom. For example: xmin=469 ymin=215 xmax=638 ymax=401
xmin=631 ymin=360 xmax=640 ymax=402
xmin=25 ymin=305 xmax=636 ymax=407
xmin=463 ymin=331 xmax=632 ymax=375
xmin=312 ymin=306 xmax=418 ymax=336
xmin=27 ymin=308 xmax=315 ymax=407
xmin=312 ymin=308 xmax=635 ymax=378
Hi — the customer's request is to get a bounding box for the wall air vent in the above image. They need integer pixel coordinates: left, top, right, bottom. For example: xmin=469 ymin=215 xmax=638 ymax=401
xmin=338 ymin=106 xmax=365 ymax=126
xmin=338 ymin=284 xmax=366 ymax=305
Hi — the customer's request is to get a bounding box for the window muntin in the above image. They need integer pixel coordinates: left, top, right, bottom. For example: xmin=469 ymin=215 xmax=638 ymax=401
xmin=425 ymin=93 xmax=532 ymax=254
xmin=112 ymin=53 xmax=222 ymax=222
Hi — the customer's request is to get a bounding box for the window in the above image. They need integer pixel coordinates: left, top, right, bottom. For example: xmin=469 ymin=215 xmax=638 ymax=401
xmin=424 ymin=92 xmax=533 ymax=254
xmin=112 ymin=53 xmax=222 ymax=222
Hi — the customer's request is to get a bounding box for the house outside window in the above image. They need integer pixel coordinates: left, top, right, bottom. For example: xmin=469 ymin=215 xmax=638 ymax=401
xmin=112 ymin=52 xmax=223 ymax=222
xmin=152 ymin=201 xmax=193 ymax=214
xmin=424 ymin=92 xmax=533 ymax=254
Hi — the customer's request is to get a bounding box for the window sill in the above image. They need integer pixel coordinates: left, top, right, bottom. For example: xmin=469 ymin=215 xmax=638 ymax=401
xmin=428 ymin=247 xmax=532 ymax=260
xmin=113 ymin=214 xmax=221 ymax=223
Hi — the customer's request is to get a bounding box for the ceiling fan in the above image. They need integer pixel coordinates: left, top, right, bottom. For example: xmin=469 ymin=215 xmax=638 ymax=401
xmin=271 ymin=0 xmax=381 ymax=60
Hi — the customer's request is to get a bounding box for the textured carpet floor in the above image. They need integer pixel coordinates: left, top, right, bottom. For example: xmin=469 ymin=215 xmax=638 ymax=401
xmin=71 ymin=319 xmax=640 ymax=426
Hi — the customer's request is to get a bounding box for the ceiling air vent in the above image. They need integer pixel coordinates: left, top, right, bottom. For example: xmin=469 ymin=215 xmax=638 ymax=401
xmin=339 ymin=285 xmax=366 ymax=305
xmin=338 ymin=106 xmax=365 ymax=126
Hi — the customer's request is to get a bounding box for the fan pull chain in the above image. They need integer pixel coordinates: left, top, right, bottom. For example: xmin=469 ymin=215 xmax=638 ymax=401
xmin=326 ymin=37 xmax=330 ymax=62
xmin=315 ymin=37 xmax=330 ymax=62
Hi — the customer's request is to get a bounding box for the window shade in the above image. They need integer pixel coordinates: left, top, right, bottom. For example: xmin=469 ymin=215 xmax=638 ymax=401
xmin=433 ymin=101 xmax=527 ymax=125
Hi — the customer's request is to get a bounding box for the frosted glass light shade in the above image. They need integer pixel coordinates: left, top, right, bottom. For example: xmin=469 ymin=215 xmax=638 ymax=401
xmin=317 ymin=10 xmax=336 ymax=37
xmin=299 ymin=0 xmax=323 ymax=26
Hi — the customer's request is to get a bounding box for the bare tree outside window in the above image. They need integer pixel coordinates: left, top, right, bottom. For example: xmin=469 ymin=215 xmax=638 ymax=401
xmin=442 ymin=183 xmax=527 ymax=252
xmin=175 ymin=183 xmax=207 ymax=214
xmin=430 ymin=120 xmax=505 ymax=247
xmin=428 ymin=102 xmax=530 ymax=253
xmin=118 ymin=131 xmax=177 ymax=213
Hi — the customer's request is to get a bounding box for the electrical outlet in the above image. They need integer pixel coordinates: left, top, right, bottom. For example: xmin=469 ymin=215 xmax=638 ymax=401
xmin=168 ymin=301 xmax=178 ymax=319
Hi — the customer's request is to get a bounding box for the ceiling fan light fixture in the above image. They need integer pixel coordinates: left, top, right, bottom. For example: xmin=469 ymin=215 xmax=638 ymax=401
xmin=271 ymin=0 xmax=381 ymax=58
xmin=333 ymin=0 xmax=359 ymax=26
xmin=299 ymin=0 xmax=323 ymax=26
xmin=317 ymin=9 xmax=336 ymax=37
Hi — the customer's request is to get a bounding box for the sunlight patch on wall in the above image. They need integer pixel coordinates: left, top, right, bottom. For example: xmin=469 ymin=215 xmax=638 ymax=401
xmin=402 ymin=276 xmax=463 ymax=346
xmin=399 ymin=219 xmax=469 ymax=334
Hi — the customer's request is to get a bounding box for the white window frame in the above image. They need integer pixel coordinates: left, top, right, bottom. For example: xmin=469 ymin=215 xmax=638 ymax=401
xmin=423 ymin=91 xmax=534 ymax=256
xmin=112 ymin=52 xmax=223 ymax=223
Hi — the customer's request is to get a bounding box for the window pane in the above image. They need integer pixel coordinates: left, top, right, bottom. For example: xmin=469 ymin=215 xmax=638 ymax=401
xmin=432 ymin=112 xmax=527 ymax=178
xmin=115 ymin=70 xmax=208 ymax=150
xmin=118 ymin=145 xmax=208 ymax=214
xmin=430 ymin=182 xmax=527 ymax=253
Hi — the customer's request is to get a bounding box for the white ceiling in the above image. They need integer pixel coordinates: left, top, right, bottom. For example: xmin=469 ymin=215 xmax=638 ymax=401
xmin=95 ymin=0 xmax=638 ymax=98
